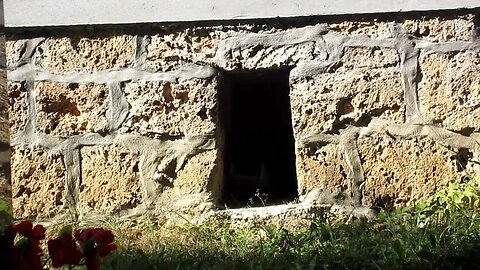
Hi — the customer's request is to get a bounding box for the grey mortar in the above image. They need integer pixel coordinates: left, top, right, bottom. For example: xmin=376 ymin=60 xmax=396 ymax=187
xmin=106 ymin=81 xmax=130 ymax=132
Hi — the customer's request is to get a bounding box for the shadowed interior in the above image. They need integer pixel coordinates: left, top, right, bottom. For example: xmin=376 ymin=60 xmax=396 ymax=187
xmin=219 ymin=69 xmax=298 ymax=208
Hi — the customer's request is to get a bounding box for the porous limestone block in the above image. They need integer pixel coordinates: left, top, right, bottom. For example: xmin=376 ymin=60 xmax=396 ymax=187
xmin=290 ymin=47 xmax=403 ymax=137
xmin=35 ymin=82 xmax=109 ymax=137
xmin=11 ymin=146 xmax=66 ymax=219
xmin=8 ymin=82 xmax=28 ymax=136
xmin=79 ymin=145 xmax=142 ymax=215
xmin=160 ymin=150 xmax=218 ymax=216
xmin=358 ymin=135 xmax=468 ymax=208
xmin=418 ymin=51 xmax=480 ymax=133
xmin=36 ymin=35 xmax=136 ymax=73
xmin=121 ymin=78 xmax=217 ymax=137
xmin=341 ymin=47 xmax=399 ymax=68
xmin=296 ymin=144 xmax=350 ymax=197
xmin=403 ymin=15 xmax=475 ymax=41
xmin=330 ymin=20 xmax=393 ymax=38
xmin=6 ymin=39 xmax=25 ymax=68
xmin=218 ymin=25 xmax=328 ymax=70
xmin=146 ymin=29 xmax=221 ymax=72
xmin=224 ymin=42 xmax=325 ymax=70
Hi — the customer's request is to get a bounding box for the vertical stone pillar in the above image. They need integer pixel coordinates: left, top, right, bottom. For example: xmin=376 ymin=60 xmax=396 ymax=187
xmin=0 ymin=0 xmax=12 ymax=229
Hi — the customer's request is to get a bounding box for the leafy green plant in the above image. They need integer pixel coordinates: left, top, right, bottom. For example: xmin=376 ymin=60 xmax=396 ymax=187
xmin=0 ymin=197 xmax=12 ymax=231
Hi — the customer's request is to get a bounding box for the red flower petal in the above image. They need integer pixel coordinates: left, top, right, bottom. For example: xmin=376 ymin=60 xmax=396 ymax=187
xmin=48 ymin=234 xmax=83 ymax=268
xmin=85 ymin=255 xmax=100 ymax=270
xmin=15 ymin=221 xmax=33 ymax=237
xmin=32 ymin=224 xmax=46 ymax=240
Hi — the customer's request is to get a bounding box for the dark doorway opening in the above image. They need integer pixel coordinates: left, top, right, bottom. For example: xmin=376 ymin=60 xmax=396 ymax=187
xmin=219 ymin=68 xmax=298 ymax=208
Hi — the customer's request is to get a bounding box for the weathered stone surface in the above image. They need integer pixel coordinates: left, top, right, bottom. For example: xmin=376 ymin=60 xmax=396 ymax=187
xmin=11 ymin=147 xmax=66 ymax=219
xmin=79 ymin=145 xmax=142 ymax=215
xmin=296 ymin=144 xmax=349 ymax=197
xmin=403 ymin=16 xmax=475 ymax=41
xmin=223 ymin=41 xmax=326 ymax=70
xmin=36 ymin=82 xmax=109 ymax=136
xmin=8 ymin=82 xmax=28 ymax=136
xmin=146 ymin=30 xmax=221 ymax=72
xmin=418 ymin=51 xmax=480 ymax=133
xmin=330 ymin=21 xmax=393 ymax=38
xmin=160 ymin=150 xmax=218 ymax=215
xmin=121 ymin=78 xmax=216 ymax=137
xmin=291 ymin=47 xmax=403 ymax=137
xmin=36 ymin=35 xmax=135 ymax=73
xmin=342 ymin=47 xmax=399 ymax=68
xmin=172 ymin=150 xmax=218 ymax=194
xmin=359 ymin=135 xmax=467 ymax=208
xmin=6 ymin=39 xmax=25 ymax=68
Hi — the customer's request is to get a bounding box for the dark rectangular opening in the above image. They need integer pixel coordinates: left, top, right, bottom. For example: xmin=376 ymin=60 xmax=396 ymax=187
xmin=218 ymin=68 xmax=298 ymax=208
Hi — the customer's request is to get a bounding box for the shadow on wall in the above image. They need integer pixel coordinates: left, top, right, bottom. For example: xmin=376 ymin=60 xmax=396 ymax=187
xmin=0 ymin=0 xmax=12 ymax=230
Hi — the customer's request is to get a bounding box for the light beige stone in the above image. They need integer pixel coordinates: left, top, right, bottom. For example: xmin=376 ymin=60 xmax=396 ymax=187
xmin=8 ymin=81 xmax=28 ymax=136
xmin=160 ymin=150 xmax=218 ymax=216
xmin=36 ymin=82 xmax=109 ymax=136
xmin=330 ymin=20 xmax=393 ymax=38
xmin=296 ymin=144 xmax=349 ymax=196
xmin=171 ymin=150 xmax=218 ymax=194
xmin=36 ymin=35 xmax=135 ymax=73
xmin=146 ymin=30 xmax=221 ymax=72
xmin=11 ymin=146 xmax=66 ymax=219
xmin=342 ymin=47 xmax=399 ymax=68
xmin=79 ymin=145 xmax=142 ymax=215
xmin=358 ymin=135 xmax=470 ymax=208
xmin=403 ymin=16 xmax=475 ymax=41
xmin=121 ymin=78 xmax=217 ymax=137
xmin=418 ymin=51 xmax=480 ymax=133
xmin=6 ymin=39 xmax=24 ymax=68
xmin=290 ymin=48 xmax=404 ymax=137
xmin=223 ymin=41 xmax=326 ymax=70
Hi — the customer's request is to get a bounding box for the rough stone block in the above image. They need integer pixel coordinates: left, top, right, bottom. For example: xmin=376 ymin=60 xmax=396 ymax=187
xmin=161 ymin=150 xmax=218 ymax=215
xmin=403 ymin=16 xmax=475 ymax=41
xmin=342 ymin=47 xmax=399 ymax=68
xmin=121 ymin=78 xmax=217 ymax=137
xmin=146 ymin=30 xmax=221 ymax=72
xmin=8 ymin=81 xmax=28 ymax=136
xmin=358 ymin=135 xmax=470 ymax=208
xmin=223 ymin=41 xmax=326 ymax=70
xmin=11 ymin=146 xmax=66 ymax=219
xmin=168 ymin=150 xmax=217 ymax=195
xmin=296 ymin=144 xmax=349 ymax=196
xmin=216 ymin=25 xmax=329 ymax=70
xmin=79 ymin=145 xmax=142 ymax=215
xmin=330 ymin=21 xmax=393 ymax=38
xmin=418 ymin=51 xmax=480 ymax=133
xmin=6 ymin=39 xmax=25 ymax=68
xmin=291 ymin=47 xmax=404 ymax=137
xmin=36 ymin=35 xmax=135 ymax=73
xmin=35 ymin=82 xmax=109 ymax=137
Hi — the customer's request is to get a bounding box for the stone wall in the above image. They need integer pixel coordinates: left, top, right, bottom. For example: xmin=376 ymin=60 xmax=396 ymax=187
xmin=6 ymin=9 xmax=480 ymax=222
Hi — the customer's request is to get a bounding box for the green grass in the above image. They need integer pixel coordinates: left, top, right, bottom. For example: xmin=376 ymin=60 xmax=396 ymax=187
xmin=95 ymin=180 xmax=480 ymax=270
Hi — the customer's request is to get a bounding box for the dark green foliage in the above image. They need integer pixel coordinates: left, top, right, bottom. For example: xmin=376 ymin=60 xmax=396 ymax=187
xmin=101 ymin=181 xmax=480 ymax=270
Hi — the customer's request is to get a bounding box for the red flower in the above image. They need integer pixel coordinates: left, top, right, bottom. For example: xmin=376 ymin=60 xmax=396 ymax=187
xmin=48 ymin=233 xmax=83 ymax=268
xmin=14 ymin=221 xmax=46 ymax=270
xmin=0 ymin=221 xmax=46 ymax=270
xmin=74 ymin=228 xmax=117 ymax=270
xmin=15 ymin=220 xmax=46 ymax=240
